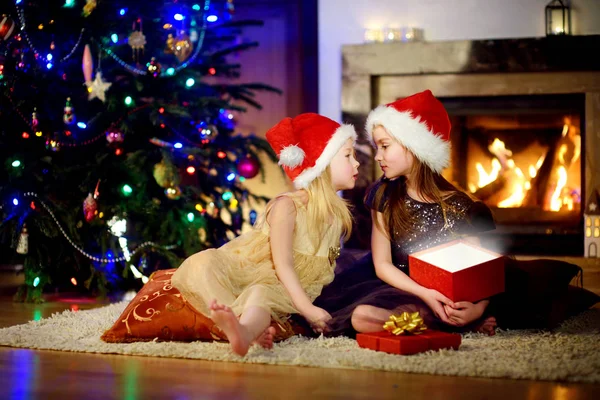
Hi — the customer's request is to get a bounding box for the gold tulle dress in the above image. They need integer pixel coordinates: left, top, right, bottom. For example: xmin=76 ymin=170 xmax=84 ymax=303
xmin=171 ymin=194 xmax=342 ymax=323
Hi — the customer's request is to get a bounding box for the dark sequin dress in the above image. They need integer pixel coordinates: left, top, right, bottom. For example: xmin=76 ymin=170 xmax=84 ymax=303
xmin=312 ymin=178 xmax=496 ymax=337
xmin=310 ymin=178 xmax=593 ymax=337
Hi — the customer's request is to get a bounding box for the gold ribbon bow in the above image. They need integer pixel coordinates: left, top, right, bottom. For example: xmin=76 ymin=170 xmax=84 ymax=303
xmin=383 ymin=311 xmax=427 ymax=335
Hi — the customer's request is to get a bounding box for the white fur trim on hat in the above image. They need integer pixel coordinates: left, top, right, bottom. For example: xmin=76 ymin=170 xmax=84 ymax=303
xmin=366 ymin=105 xmax=450 ymax=173
xmin=293 ymin=124 xmax=357 ymax=189
xmin=279 ymin=145 xmax=305 ymax=168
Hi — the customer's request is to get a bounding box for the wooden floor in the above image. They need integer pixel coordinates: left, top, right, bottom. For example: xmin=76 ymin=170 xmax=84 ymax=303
xmin=1 ymin=266 xmax=600 ymax=399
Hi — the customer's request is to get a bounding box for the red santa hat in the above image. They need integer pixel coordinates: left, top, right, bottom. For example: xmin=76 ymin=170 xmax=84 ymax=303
xmin=365 ymin=90 xmax=451 ymax=173
xmin=266 ymin=113 xmax=357 ymax=189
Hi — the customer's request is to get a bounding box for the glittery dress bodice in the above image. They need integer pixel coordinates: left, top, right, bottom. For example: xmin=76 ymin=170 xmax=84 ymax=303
xmin=366 ymin=179 xmax=496 ymax=271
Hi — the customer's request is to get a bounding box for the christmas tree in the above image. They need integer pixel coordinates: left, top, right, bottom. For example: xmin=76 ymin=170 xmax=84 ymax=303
xmin=0 ymin=0 xmax=281 ymax=302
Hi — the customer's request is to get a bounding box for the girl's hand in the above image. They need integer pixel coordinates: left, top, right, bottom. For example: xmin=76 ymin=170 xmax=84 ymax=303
xmin=443 ymin=301 xmax=485 ymax=327
xmin=302 ymin=306 xmax=332 ymax=334
xmin=419 ymin=289 xmax=458 ymax=326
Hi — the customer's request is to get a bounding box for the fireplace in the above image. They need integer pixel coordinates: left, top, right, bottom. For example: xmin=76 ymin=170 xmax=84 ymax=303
xmin=340 ymin=36 xmax=600 ymax=255
xmin=441 ymin=94 xmax=585 ymax=254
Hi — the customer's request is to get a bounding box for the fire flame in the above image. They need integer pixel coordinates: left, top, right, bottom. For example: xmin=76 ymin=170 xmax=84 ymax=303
xmin=471 ymin=122 xmax=580 ymax=212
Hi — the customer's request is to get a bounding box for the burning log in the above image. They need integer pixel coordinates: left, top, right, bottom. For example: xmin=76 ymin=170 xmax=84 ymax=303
xmin=474 ymin=175 xmax=507 ymax=201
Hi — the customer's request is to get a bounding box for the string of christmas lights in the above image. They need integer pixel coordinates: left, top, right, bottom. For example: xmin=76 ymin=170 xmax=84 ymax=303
xmin=13 ymin=192 xmax=177 ymax=264
xmin=15 ymin=3 xmax=85 ymax=67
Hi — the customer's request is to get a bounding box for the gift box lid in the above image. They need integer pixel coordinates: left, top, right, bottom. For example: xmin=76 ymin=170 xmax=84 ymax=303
xmin=410 ymin=240 xmax=502 ymax=273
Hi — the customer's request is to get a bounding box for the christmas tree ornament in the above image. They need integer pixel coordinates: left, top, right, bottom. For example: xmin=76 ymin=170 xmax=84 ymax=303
xmin=86 ymin=71 xmax=112 ymax=102
xmin=63 ymin=97 xmax=76 ymax=125
xmin=200 ymin=124 xmax=219 ymax=141
xmin=83 ymin=193 xmax=98 ymax=222
xmin=106 ymin=129 xmax=124 ymax=144
xmin=128 ymin=20 xmax=146 ymax=63
xmin=153 ymin=159 xmax=180 ymax=188
xmin=83 ymin=181 xmax=101 ymax=222
xmin=237 ymin=155 xmax=260 ymax=179
xmin=227 ymin=0 xmax=235 ymax=15
xmin=164 ymin=34 xmax=174 ymax=54
xmin=16 ymin=224 xmax=28 ymax=254
xmin=173 ymin=32 xmax=193 ymax=62
xmin=0 ymin=14 xmax=16 ymax=42
xmin=82 ymin=0 xmax=97 ymax=17
xmin=146 ymin=57 xmax=161 ymax=78
xmin=31 ymin=108 xmax=38 ymax=131
xmin=82 ymin=44 xmax=93 ymax=83
xmin=164 ymin=186 xmax=182 ymax=200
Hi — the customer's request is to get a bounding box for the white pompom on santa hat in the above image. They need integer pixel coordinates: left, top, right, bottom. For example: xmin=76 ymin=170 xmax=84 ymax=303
xmin=266 ymin=113 xmax=357 ymax=189
xmin=366 ymin=89 xmax=451 ymax=173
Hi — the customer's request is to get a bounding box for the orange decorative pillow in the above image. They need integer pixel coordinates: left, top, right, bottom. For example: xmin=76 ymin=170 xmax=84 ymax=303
xmin=101 ymin=269 xmax=307 ymax=343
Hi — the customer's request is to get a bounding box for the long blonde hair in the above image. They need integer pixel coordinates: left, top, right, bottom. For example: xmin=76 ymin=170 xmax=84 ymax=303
xmin=368 ymin=155 xmax=464 ymax=240
xmin=257 ymin=166 xmax=354 ymax=245
xmin=304 ymin=166 xmax=354 ymax=243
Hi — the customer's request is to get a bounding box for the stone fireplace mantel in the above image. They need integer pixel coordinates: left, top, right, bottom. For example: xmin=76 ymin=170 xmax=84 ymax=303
xmin=341 ymin=36 xmax=600 ymax=254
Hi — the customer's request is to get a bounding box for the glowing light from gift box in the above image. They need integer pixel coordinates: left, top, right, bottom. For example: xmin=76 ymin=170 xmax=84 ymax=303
xmin=413 ymin=242 xmax=498 ymax=273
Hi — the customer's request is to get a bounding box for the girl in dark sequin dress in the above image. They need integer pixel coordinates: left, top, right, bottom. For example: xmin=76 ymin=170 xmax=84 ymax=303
xmin=313 ymin=90 xmax=593 ymax=337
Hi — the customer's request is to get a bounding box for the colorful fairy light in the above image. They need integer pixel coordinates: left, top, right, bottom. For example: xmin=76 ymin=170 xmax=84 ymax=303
xmin=33 ymin=277 xmax=40 ymax=287
xmin=122 ymin=184 xmax=133 ymax=195
xmin=12 ymin=160 xmax=21 ymax=167
xmin=185 ymin=78 xmax=195 ymax=87
xmin=70 ymin=277 xmax=77 ymax=285
xmin=186 ymin=166 xmax=196 ymax=174
xmin=187 ymin=212 xmax=195 ymax=222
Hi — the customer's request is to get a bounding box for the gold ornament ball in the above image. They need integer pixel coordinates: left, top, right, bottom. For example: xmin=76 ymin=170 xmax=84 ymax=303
xmin=164 ymin=186 xmax=182 ymax=200
xmin=173 ymin=34 xmax=193 ymax=62
xmin=153 ymin=159 xmax=180 ymax=188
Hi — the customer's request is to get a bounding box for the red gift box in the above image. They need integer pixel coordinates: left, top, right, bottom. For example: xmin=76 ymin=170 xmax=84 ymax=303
xmin=408 ymin=239 xmax=505 ymax=303
xmin=356 ymin=330 xmax=461 ymax=355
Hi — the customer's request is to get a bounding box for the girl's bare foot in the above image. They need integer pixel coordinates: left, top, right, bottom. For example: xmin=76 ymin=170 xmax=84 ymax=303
xmin=209 ymin=299 xmax=252 ymax=356
xmin=253 ymin=326 xmax=276 ymax=349
xmin=474 ymin=316 xmax=497 ymax=336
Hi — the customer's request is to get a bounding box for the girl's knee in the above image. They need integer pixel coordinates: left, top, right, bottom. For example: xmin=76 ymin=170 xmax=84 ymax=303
xmin=351 ymin=305 xmax=378 ymax=331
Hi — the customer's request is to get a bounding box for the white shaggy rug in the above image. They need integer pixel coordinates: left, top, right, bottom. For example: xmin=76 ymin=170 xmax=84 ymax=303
xmin=1 ymin=302 xmax=599 ymax=383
